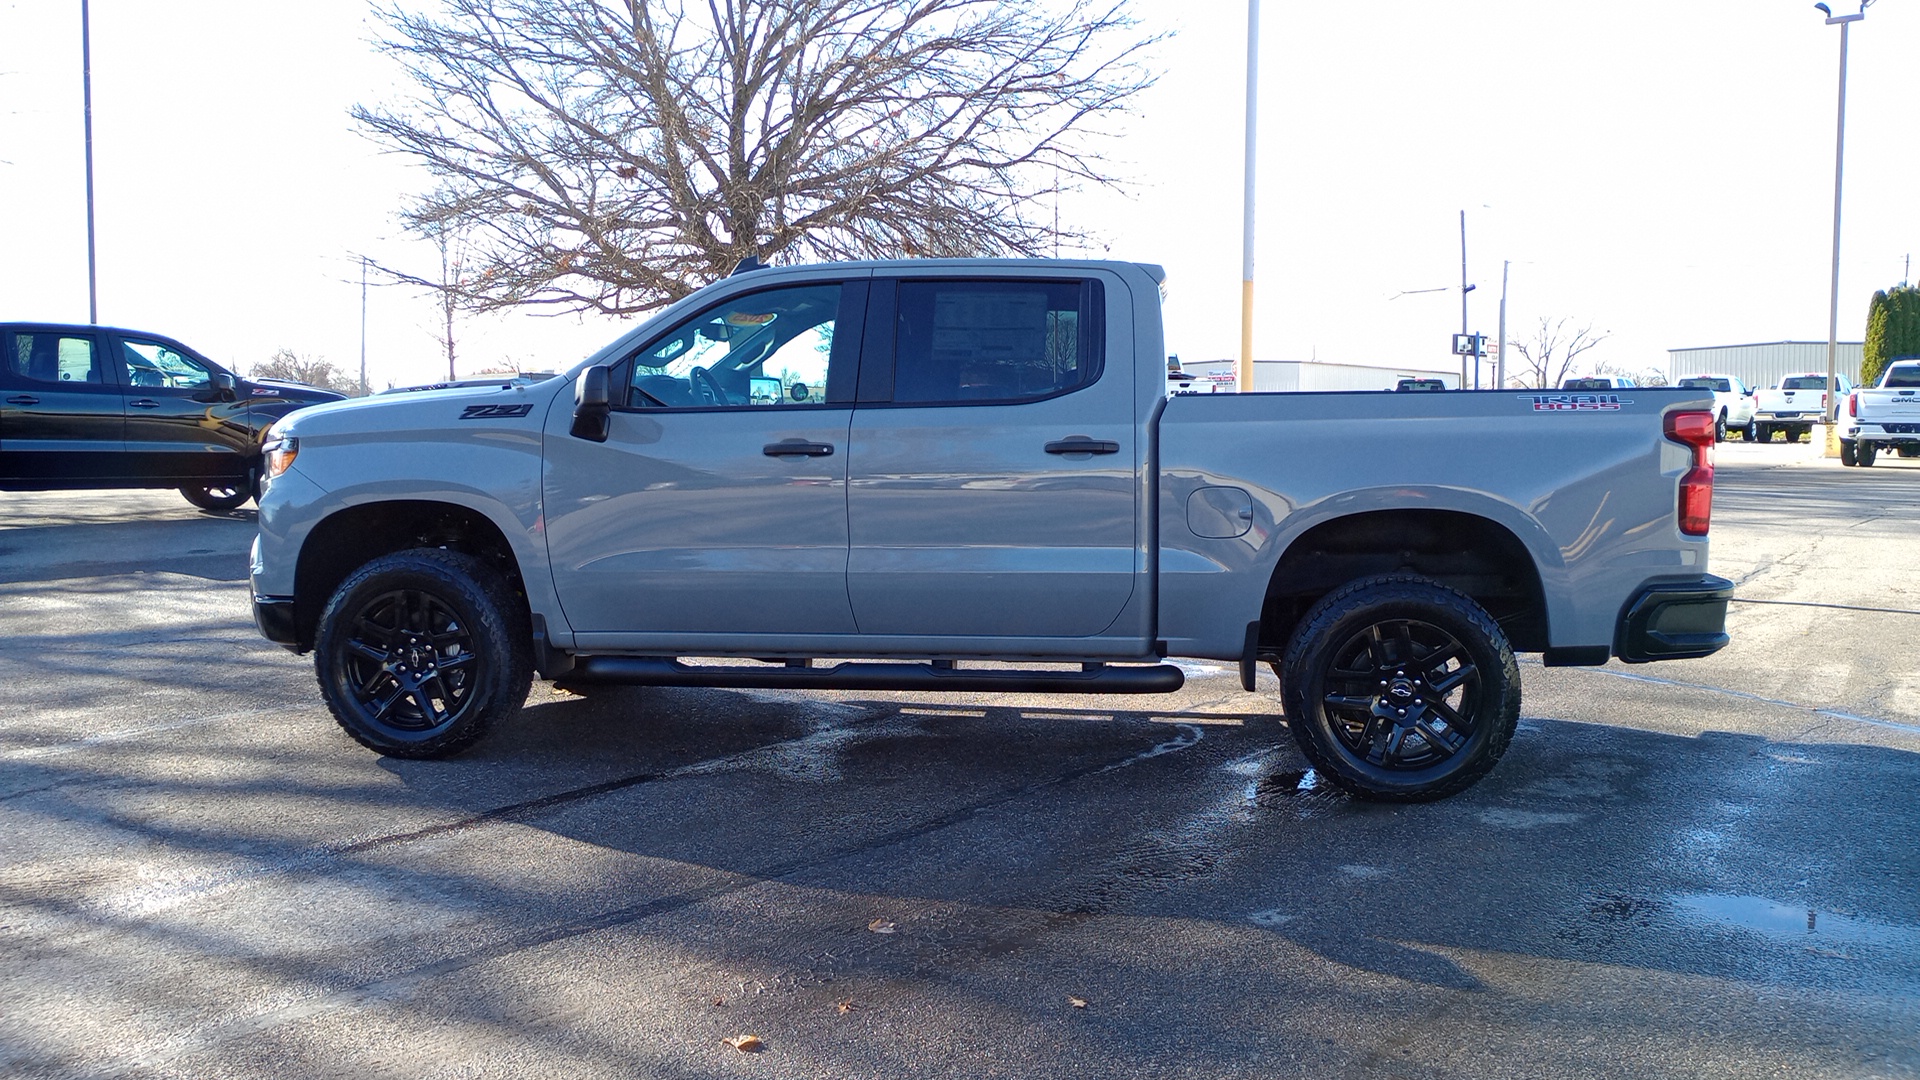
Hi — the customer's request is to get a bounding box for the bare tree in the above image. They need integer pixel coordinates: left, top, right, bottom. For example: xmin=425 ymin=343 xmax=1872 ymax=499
xmin=252 ymin=349 xmax=363 ymax=395
xmin=1507 ymin=317 xmax=1612 ymax=389
xmin=353 ymin=0 xmax=1160 ymax=318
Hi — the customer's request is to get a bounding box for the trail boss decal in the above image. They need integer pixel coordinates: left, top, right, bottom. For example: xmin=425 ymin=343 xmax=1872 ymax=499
xmin=1522 ymin=394 xmax=1630 ymax=412
xmin=459 ymin=403 xmax=535 ymax=419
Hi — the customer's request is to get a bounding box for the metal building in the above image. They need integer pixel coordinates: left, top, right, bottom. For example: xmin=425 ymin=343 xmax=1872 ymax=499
xmin=1171 ymin=359 xmax=1459 ymax=393
xmin=1667 ymin=341 xmax=1864 ymax=390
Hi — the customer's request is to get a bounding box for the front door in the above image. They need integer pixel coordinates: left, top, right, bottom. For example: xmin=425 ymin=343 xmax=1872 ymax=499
xmin=0 ymin=328 xmax=124 ymax=484
xmin=845 ymin=275 xmax=1141 ymax=640
xmin=544 ymin=279 xmax=867 ymax=638
xmin=110 ymin=333 xmax=253 ymax=483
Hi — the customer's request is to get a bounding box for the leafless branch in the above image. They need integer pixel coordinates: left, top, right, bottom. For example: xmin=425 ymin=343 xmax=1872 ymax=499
xmin=355 ymin=0 xmax=1163 ymax=317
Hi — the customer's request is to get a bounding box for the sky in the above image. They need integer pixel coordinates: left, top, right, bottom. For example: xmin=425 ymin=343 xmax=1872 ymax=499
xmin=1 ymin=0 xmax=1916 ymax=390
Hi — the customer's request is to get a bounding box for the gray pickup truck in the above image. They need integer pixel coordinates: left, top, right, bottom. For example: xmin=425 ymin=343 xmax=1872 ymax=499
xmin=250 ymin=258 xmax=1731 ymax=801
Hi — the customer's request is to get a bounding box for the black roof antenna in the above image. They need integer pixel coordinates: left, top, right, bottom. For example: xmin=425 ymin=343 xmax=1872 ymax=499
xmin=730 ymin=255 xmax=768 ymax=276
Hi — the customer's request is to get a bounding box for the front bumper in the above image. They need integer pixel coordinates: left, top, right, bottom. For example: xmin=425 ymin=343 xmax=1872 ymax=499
xmin=1614 ymin=575 xmax=1733 ymax=663
xmin=254 ymin=594 xmax=302 ymax=652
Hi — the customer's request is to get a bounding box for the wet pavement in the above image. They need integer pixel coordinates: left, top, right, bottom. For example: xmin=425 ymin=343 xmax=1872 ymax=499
xmin=2 ymin=444 xmax=1917 ymax=1079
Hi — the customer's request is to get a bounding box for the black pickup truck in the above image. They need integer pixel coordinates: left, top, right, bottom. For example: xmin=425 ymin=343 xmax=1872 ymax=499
xmin=1 ymin=322 xmax=344 ymax=510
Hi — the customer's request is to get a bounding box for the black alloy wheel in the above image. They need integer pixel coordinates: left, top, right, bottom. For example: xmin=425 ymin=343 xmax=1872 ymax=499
xmin=1280 ymin=576 xmax=1521 ymax=802
xmin=315 ymin=548 xmax=531 ymax=758
xmin=179 ymin=483 xmax=250 ymax=512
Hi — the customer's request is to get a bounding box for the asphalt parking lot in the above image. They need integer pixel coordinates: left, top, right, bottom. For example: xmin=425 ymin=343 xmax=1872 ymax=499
xmin=2 ymin=442 xmax=1917 ymax=1079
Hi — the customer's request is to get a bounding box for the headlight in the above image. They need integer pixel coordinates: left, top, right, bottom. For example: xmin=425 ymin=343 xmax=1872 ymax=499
xmin=263 ymin=434 xmax=299 ymax=479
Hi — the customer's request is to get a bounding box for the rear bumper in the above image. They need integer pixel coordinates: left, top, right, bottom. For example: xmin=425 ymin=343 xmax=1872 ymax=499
xmin=1614 ymin=575 xmax=1733 ymax=664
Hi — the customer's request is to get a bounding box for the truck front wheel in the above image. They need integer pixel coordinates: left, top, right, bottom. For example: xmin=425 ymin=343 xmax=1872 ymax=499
xmin=1279 ymin=576 xmax=1521 ymax=802
xmin=314 ymin=548 xmax=532 ymax=758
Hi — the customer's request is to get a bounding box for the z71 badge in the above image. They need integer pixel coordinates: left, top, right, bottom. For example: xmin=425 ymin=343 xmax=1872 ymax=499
xmin=459 ymin=403 xmax=535 ymax=419
xmin=1523 ymin=394 xmax=1629 ymax=412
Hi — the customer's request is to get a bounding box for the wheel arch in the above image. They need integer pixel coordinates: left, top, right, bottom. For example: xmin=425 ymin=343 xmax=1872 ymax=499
xmin=1256 ymin=507 xmax=1553 ymax=657
xmin=291 ymin=499 xmax=533 ymax=651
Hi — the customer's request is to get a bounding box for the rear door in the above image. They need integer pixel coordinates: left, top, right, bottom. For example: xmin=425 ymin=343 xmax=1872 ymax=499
xmin=844 ymin=273 xmax=1141 ymax=641
xmin=0 ymin=327 xmax=124 ymax=483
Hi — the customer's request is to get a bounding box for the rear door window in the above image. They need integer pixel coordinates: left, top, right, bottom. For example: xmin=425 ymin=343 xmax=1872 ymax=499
xmin=6 ymin=332 xmax=108 ymax=386
xmin=885 ymin=279 xmax=1102 ymax=405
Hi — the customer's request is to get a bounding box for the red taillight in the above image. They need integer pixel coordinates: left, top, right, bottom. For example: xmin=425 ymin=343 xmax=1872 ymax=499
xmin=1848 ymin=392 xmax=1857 ymax=418
xmin=1665 ymin=410 xmax=1715 ymax=536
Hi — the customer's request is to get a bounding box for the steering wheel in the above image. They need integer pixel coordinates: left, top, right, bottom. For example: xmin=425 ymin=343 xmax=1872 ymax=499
xmin=689 ymin=365 xmax=728 ymax=406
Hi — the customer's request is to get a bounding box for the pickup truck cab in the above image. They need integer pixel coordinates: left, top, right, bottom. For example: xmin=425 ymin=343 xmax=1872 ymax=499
xmin=1754 ymin=372 xmax=1853 ymax=443
xmin=1675 ymin=373 xmax=1758 ymax=442
xmin=250 ymin=258 xmax=1732 ymax=801
xmin=2 ymin=322 xmax=344 ymax=510
xmin=1839 ymin=359 xmax=1920 ymax=466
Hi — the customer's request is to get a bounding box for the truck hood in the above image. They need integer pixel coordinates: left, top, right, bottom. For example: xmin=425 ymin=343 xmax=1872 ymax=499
xmin=269 ymin=379 xmax=568 ymax=440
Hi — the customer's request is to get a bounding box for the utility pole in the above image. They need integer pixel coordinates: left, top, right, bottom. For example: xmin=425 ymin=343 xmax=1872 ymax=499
xmin=1459 ymin=210 xmax=1475 ymax=388
xmin=1237 ymin=0 xmax=1259 ymax=394
xmin=81 ymin=0 xmax=98 ymax=324
xmin=1497 ymin=260 xmax=1510 ymax=390
xmin=1818 ymin=1 xmax=1869 ymax=433
xmin=359 ymin=256 xmax=369 ymax=396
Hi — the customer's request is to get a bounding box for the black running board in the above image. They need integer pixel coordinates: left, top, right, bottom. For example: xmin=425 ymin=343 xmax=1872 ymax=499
xmin=565 ymin=657 xmax=1186 ymax=695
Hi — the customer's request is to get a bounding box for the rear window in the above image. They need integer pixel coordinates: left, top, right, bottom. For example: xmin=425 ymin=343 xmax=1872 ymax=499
xmin=1781 ymin=376 xmax=1827 ymax=390
xmin=891 ymin=279 xmax=1102 ymax=405
xmin=1678 ymin=377 xmax=1731 ymax=392
xmin=1561 ymin=378 xmax=1613 ymax=391
xmin=1882 ymin=365 xmax=1920 ymax=389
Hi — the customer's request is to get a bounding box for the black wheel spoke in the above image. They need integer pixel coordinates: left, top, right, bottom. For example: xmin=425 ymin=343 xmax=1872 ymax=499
xmin=1324 ymin=693 xmax=1375 ymax=713
xmin=356 ymin=667 xmax=391 ymax=698
xmin=345 ymin=637 xmax=388 ymax=663
xmin=1413 ymin=719 xmax=1461 ymax=758
xmin=1428 ymin=662 xmax=1475 ymax=694
xmin=1427 ymin=696 xmax=1471 ymax=732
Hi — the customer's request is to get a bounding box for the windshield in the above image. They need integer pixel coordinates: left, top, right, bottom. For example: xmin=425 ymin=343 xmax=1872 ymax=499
xmin=1781 ymin=376 xmax=1828 ymax=390
xmin=1679 ymin=377 xmax=1731 ymax=392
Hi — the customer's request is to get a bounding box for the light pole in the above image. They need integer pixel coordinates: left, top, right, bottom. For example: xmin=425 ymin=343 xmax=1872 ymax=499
xmin=81 ymin=0 xmax=98 ymax=324
xmin=1237 ymin=0 xmax=1260 ymax=394
xmin=1815 ymin=0 xmax=1871 ymax=431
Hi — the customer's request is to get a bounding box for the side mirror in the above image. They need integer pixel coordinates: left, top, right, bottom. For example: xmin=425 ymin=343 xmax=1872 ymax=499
xmin=571 ymin=365 xmax=611 ymax=442
xmin=210 ymin=371 xmax=237 ymax=402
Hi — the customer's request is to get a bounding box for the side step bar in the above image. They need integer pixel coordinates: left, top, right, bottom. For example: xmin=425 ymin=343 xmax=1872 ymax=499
xmin=564 ymin=657 xmax=1186 ymax=695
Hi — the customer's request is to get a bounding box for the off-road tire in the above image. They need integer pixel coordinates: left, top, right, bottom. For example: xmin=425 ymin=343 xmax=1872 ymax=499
xmin=179 ymin=483 xmax=250 ymax=512
xmin=1279 ymin=575 xmax=1521 ymax=803
xmin=314 ymin=548 xmax=532 ymax=759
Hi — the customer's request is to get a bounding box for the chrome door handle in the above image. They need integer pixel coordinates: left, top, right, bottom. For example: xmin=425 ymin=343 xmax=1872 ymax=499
xmin=763 ymin=440 xmax=834 ymax=457
xmin=1044 ymin=436 xmax=1119 ymax=455
xmin=5 ymin=395 xmax=39 ymax=405
xmin=129 ymin=399 xmax=161 ymax=409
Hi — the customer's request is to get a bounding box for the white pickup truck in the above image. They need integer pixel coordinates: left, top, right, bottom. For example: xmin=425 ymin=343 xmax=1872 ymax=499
xmin=249 ymin=258 xmax=1731 ymax=802
xmin=1675 ymin=374 xmax=1759 ymax=442
xmin=1839 ymin=359 xmax=1920 ymax=466
xmin=1754 ymin=372 xmax=1853 ymax=443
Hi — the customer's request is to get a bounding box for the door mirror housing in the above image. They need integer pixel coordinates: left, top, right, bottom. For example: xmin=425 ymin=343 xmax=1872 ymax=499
xmin=200 ymin=371 xmax=238 ymax=402
xmin=571 ymin=365 xmax=611 ymax=442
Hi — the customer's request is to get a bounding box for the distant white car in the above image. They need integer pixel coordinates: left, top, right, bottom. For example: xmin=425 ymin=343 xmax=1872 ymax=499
xmin=1754 ymin=372 xmax=1853 ymax=443
xmin=1675 ymin=373 xmax=1758 ymax=442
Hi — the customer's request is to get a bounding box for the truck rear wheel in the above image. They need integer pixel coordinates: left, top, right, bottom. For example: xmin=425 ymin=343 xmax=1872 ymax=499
xmin=1755 ymin=423 xmax=1773 ymax=442
xmin=1858 ymin=441 xmax=1878 ymax=467
xmin=1279 ymin=576 xmax=1520 ymax=802
xmin=314 ymin=548 xmax=532 ymax=758
xmin=1840 ymin=439 xmax=1858 ymax=466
